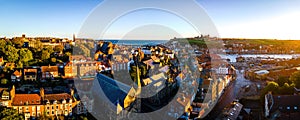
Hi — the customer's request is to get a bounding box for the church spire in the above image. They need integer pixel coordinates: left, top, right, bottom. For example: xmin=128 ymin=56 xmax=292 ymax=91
xmin=73 ymin=34 xmax=76 ymax=42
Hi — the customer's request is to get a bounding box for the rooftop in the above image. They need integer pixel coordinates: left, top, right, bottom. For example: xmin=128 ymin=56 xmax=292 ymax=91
xmin=271 ymin=95 xmax=300 ymax=113
xmin=12 ymin=70 xmax=22 ymax=76
xmin=12 ymin=94 xmax=41 ymax=106
xmin=41 ymin=66 xmax=58 ymax=72
xmin=44 ymin=93 xmax=73 ymax=102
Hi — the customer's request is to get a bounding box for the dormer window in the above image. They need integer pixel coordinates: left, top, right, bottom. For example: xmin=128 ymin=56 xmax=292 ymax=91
xmin=62 ymin=99 xmax=66 ymax=104
xmin=46 ymin=100 xmax=50 ymax=104
xmin=53 ymin=100 xmax=57 ymax=104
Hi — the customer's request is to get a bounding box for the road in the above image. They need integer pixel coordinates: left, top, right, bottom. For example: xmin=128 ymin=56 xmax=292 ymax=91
xmin=202 ymin=70 xmax=253 ymax=120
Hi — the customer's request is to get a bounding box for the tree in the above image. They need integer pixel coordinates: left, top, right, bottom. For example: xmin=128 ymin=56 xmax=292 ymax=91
xmin=11 ymin=37 xmax=24 ymax=48
xmin=290 ymin=71 xmax=300 ymax=88
xmin=16 ymin=61 xmax=23 ymax=68
xmin=41 ymin=50 xmax=50 ymax=61
xmin=0 ymin=107 xmax=24 ymax=120
xmin=0 ymin=39 xmax=7 ymax=54
xmin=279 ymin=83 xmax=293 ymax=95
xmin=32 ymin=40 xmax=43 ymax=53
xmin=263 ymin=81 xmax=279 ymax=94
xmin=51 ymin=58 xmax=56 ymax=63
xmin=1 ymin=78 xmax=8 ymax=85
xmin=4 ymin=45 xmax=19 ymax=63
xmin=54 ymin=45 xmax=64 ymax=53
xmin=277 ymin=76 xmax=290 ymax=87
xmin=44 ymin=46 xmax=54 ymax=54
xmin=19 ymin=48 xmax=33 ymax=65
xmin=62 ymin=52 xmax=72 ymax=62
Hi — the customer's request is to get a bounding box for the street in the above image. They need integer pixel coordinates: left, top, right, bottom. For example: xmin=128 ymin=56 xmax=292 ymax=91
xmin=202 ymin=70 xmax=253 ymax=119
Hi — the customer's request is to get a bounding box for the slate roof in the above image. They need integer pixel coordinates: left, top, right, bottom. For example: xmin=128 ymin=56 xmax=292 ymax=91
xmin=94 ymin=73 xmax=130 ymax=108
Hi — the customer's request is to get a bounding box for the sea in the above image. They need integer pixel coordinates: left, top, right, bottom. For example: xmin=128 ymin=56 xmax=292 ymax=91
xmin=99 ymin=40 xmax=300 ymax=62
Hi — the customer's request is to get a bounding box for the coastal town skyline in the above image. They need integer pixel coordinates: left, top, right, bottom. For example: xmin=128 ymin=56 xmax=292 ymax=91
xmin=1 ymin=0 xmax=300 ymax=40
xmin=1 ymin=1 xmax=300 ymax=120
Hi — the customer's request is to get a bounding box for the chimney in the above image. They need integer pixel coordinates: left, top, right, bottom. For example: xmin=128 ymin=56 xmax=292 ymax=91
xmin=10 ymin=85 xmax=15 ymax=100
xmin=40 ymin=88 xmax=45 ymax=100
xmin=70 ymin=88 xmax=74 ymax=96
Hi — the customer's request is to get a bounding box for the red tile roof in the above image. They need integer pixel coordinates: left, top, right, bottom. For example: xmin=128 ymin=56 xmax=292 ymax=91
xmin=65 ymin=62 xmax=73 ymax=66
xmin=71 ymin=55 xmax=86 ymax=61
xmin=12 ymin=70 xmax=22 ymax=76
xmin=44 ymin=93 xmax=72 ymax=101
xmin=24 ymin=68 xmax=37 ymax=73
xmin=12 ymin=94 xmax=41 ymax=106
xmin=41 ymin=66 xmax=58 ymax=72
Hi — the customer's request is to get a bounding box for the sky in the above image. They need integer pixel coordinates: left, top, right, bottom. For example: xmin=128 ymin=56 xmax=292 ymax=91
xmin=0 ymin=0 xmax=300 ymax=40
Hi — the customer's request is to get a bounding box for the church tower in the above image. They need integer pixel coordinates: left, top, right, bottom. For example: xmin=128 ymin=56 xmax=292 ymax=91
xmin=73 ymin=34 xmax=76 ymax=42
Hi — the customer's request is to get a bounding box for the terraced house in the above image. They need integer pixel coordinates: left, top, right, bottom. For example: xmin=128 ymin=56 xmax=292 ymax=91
xmin=0 ymin=86 xmax=80 ymax=120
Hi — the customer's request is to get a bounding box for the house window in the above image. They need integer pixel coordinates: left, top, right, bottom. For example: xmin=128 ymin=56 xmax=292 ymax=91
xmin=294 ymin=106 xmax=298 ymax=110
xmin=37 ymin=106 xmax=40 ymax=111
xmin=287 ymin=106 xmax=290 ymax=110
xmin=25 ymin=107 xmax=29 ymax=111
xmin=32 ymin=106 xmax=35 ymax=111
xmin=32 ymin=112 xmax=36 ymax=116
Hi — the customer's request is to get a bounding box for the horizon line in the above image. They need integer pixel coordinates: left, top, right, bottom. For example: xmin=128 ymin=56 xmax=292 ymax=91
xmin=1 ymin=34 xmax=300 ymax=41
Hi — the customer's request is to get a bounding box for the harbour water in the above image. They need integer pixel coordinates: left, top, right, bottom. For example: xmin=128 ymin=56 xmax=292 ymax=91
xmin=100 ymin=40 xmax=300 ymax=63
xmin=218 ymin=54 xmax=300 ymax=62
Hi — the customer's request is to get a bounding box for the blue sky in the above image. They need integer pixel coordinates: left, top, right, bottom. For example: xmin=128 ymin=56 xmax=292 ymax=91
xmin=1 ymin=0 xmax=300 ymax=39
